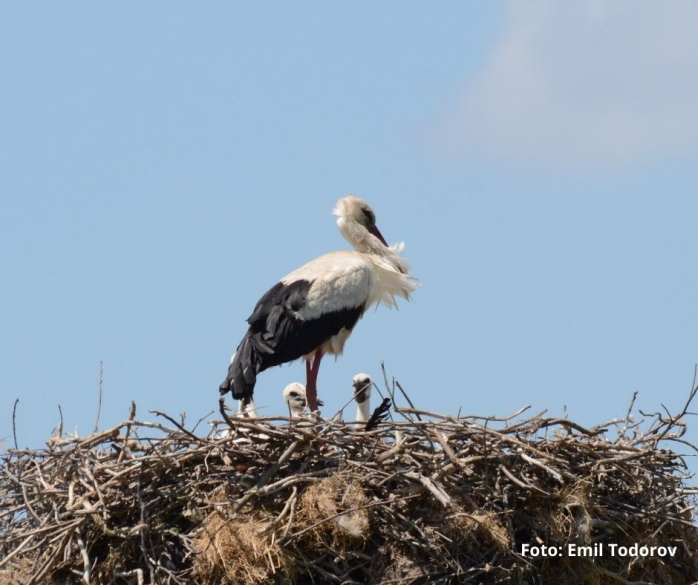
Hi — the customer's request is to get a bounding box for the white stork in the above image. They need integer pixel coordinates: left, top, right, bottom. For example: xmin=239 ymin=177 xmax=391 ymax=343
xmin=352 ymin=373 xmax=392 ymax=431
xmin=219 ymin=194 xmax=417 ymax=413
xmin=282 ymin=382 xmax=308 ymax=420
xmin=352 ymin=373 xmax=373 ymax=424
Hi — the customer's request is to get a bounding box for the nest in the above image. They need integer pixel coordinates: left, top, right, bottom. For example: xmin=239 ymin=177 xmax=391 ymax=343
xmin=1 ymin=380 xmax=698 ymax=584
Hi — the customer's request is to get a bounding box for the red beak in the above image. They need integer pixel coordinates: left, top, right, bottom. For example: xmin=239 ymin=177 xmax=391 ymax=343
xmin=369 ymin=225 xmax=388 ymax=247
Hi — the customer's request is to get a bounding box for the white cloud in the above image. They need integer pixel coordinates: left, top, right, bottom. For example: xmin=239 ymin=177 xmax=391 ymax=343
xmin=435 ymin=1 xmax=698 ymax=171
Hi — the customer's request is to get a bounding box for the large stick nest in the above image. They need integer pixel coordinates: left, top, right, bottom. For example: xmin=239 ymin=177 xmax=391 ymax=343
xmin=1 ymin=378 xmax=698 ymax=584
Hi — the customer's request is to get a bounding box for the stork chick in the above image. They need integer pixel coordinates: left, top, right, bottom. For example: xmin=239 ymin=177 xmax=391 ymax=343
xmin=283 ymin=382 xmax=308 ymax=420
xmin=353 ymin=373 xmax=373 ymax=423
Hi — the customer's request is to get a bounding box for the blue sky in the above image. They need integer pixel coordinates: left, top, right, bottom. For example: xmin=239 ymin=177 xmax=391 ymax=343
xmin=2 ymin=2 xmax=697 ymax=473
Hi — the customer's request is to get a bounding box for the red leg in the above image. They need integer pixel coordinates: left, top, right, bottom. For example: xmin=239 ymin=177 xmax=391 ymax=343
xmin=305 ymin=349 xmax=323 ymax=412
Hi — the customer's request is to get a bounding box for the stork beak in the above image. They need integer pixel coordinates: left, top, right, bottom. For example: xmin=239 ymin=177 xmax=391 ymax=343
xmin=353 ymin=380 xmax=369 ymax=403
xmin=368 ymin=225 xmax=388 ymax=247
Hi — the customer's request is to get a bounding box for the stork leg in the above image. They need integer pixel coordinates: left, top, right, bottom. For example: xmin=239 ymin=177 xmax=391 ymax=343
xmin=237 ymin=397 xmax=257 ymax=418
xmin=305 ymin=349 xmax=324 ymax=412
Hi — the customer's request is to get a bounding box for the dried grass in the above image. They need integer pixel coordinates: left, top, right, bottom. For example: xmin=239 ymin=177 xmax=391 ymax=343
xmin=192 ymin=512 xmax=288 ymax=585
xmin=1 ymin=374 xmax=698 ymax=584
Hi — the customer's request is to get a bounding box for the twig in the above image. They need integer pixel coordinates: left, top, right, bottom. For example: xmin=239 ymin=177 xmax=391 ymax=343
xmin=218 ymin=397 xmax=236 ymax=430
xmin=151 ymin=410 xmax=201 ymax=442
xmin=136 ymin=463 xmax=155 ymax=583
xmin=117 ymin=402 xmax=138 ymax=465
xmin=394 ymin=380 xmax=422 ymax=421
xmin=57 ymin=404 xmax=64 ymax=442
xmin=94 ymin=360 xmax=103 ymax=434
xmin=621 ymin=391 xmax=639 ymax=437
xmin=12 ymin=398 xmax=19 ymax=451
xmin=75 ymin=528 xmax=91 ymax=584
xmin=114 ymin=569 xmax=144 ymax=585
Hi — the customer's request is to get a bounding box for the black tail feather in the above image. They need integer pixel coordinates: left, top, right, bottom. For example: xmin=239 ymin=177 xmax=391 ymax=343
xmin=218 ymin=334 xmax=260 ymax=401
xmin=365 ymin=398 xmax=391 ymax=431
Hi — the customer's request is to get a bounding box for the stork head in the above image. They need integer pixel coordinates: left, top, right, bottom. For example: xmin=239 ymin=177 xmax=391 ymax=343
xmin=352 ymin=373 xmax=373 ymax=405
xmin=282 ymin=382 xmax=308 ymax=419
xmin=334 ymin=195 xmax=388 ymax=248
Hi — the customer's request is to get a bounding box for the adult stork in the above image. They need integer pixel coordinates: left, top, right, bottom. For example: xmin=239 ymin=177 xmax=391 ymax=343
xmin=219 ymin=195 xmax=417 ymax=413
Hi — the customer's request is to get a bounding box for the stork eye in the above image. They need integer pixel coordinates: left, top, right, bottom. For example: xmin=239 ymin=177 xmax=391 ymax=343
xmin=361 ymin=207 xmax=375 ymax=226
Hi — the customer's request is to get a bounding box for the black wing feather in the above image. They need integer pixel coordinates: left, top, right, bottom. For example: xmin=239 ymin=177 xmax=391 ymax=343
xmin=365 ymin=398 xmax=392 ymax=431
xmin=220 ymin=279 xmax=365 ymax=401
